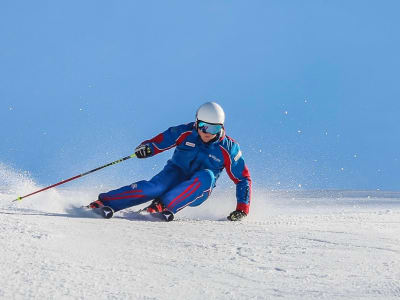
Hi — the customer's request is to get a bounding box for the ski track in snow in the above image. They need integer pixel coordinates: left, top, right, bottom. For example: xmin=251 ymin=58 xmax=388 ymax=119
xmin=0 ymin=166 xmax=399 ymax=299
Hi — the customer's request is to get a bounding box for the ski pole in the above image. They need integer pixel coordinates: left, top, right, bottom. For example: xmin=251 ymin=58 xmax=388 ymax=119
xmin=11 ymin=153 xmax=136 ymax=202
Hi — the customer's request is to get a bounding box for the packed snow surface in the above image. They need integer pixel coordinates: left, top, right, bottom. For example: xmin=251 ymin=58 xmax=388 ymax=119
xmin=0 ymin=165 xmax=399 ymax=299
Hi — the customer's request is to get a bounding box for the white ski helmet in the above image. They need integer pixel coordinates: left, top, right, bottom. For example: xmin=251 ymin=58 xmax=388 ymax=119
xmin=196 ymin=102 xmax=225 ymax=125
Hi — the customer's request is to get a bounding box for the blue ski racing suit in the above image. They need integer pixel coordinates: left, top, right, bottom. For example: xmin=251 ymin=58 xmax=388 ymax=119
xmin=98 ymin=122 xmax=252 ymax=215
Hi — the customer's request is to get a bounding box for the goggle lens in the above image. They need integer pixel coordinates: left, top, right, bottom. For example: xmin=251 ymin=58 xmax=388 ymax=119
xmin=198 ymin=121 xmax=222 ymax=134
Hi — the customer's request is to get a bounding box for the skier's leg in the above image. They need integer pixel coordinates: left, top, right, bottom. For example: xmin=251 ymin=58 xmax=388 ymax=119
xmin=98 ymin=163 xmax=184 ymax=212
xmin=159 ymin=169 xmax=215 ymax=214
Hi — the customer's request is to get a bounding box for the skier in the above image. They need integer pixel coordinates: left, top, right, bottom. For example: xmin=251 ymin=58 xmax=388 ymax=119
xmin=88 ymin=102 xmax=251 ymax=221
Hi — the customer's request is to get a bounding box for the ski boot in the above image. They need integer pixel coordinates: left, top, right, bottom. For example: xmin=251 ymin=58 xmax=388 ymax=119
xmin=145 ymin=198 xmax=165 ymax=213
xmin=143 ymin=199 xmax=174 ymax=222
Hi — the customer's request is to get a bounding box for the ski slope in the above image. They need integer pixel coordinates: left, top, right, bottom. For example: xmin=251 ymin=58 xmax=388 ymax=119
xmin=0 ymin=165 xmax=399 ymax=299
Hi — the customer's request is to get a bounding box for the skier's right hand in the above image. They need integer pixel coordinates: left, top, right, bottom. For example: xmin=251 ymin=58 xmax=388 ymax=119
xmin=135 ymin=144 xmax=152 ymax=158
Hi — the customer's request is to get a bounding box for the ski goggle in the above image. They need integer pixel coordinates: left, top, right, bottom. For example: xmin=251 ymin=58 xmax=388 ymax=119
xmin=197 ymin=121 xmax=223 ymax=135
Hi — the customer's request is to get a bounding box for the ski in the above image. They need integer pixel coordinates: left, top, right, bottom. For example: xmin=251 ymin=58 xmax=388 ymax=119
xmin=136 ymin=205 xmax=175 ymax=222
xmin=82 ymin=202 xmax=174 ymax=221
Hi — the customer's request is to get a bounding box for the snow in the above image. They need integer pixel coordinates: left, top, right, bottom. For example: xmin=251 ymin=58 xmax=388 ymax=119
xmin=0 ymin=165 xmax=400 ymax=299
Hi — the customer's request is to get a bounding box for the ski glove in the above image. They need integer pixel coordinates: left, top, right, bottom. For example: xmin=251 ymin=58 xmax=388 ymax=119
xmin=135 ymin=144 xmax=152 ymax=159
xmin=227 ymin=210 xmax=247 ymax=221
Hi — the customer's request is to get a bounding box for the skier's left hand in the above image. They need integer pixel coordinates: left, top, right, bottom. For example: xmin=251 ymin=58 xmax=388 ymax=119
xmin=135 ymin=144 xmax=152 ymax=158
xmin=227 ymin=210 xmax=247 ymax=221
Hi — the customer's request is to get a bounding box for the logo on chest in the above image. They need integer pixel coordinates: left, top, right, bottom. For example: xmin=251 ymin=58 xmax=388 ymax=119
xmin=185 ymin=142 xmax=196 ymax=147
xmin=209 ymin=154 xmax=221 ymax=163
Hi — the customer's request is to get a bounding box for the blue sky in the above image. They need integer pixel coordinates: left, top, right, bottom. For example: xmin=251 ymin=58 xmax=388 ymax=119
xmin=1 ymin=1 xmax=399 ymax=190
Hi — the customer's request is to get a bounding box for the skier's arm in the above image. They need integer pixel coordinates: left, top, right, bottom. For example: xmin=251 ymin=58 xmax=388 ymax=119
xmin=220 ymin=143 xmax=252 ymax=216
xmin=137 ymin=123 xmax=194 ymax=157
